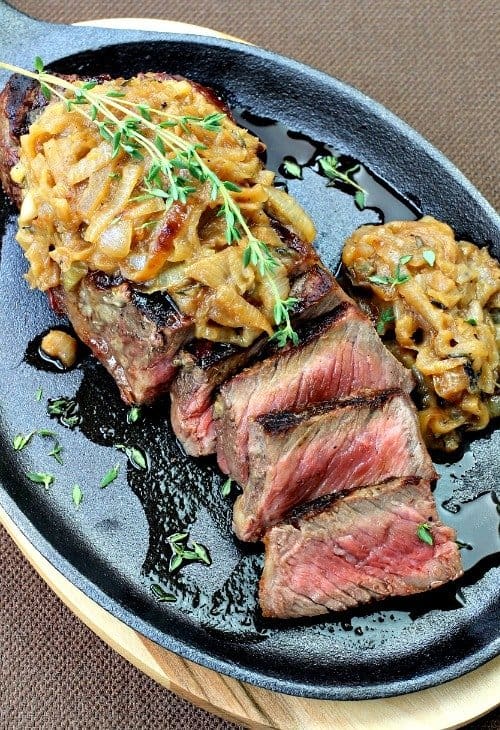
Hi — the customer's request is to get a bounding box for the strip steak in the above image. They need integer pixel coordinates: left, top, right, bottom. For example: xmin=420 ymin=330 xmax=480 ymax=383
xmin=260 ymin=477 xmax=463 ymax=618
xmin=1 ymin=72 xmax=323 ymax=404
xmin=170 ymin=265 xmax=352 ymax=455
xmin=233 ymin=389 xmax=436 ymax=541
xmin=215 ymin=303 xmax=415 ymax=486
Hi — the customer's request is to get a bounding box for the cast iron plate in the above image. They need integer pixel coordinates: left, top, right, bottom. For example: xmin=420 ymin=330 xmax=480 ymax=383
xmin=0 ymin=3 xmax=499 ymax=700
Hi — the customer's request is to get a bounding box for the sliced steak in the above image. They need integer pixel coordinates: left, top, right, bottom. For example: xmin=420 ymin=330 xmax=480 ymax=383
xmin=170 ymin=265 xmax=352 ymax=456
xmin=52 ymin=274 xmax=194 ymax=404
xmin=260 ymin=477 xmax=463 ymax=618
xmin=215 ymin=302 xmax=414 ymax=487
xmin=233 ymin=389 xmax=436 ymax=541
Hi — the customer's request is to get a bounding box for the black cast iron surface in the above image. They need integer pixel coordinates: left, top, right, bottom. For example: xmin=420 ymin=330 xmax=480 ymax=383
xmin=0 ymin=0 xmax=499 ymax=700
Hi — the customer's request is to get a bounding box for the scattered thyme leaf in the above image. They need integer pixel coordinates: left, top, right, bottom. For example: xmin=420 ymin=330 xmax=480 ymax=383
xmin=318 ymin=155 xmax=367 ymax=206
xmin=416 ymin=523 xmax=434 ymax=545
xmin=48 ymin=442 xmax=63 ymax=465
xmin=47 ymin=396 xmax=81 ymax=429
xmin=192 ymin=542 xmax=211 ymax=565
xmin=368 ymin=255 xmax=412 ymax=288
xmin=100 ymin=464 xmax=120 ymax=488
xmin=422 ymin=249 xmax=436 ymax=267
xmin=368 ymin=274 xmax=391 ymax=286
xmin=115 ymin=444 xmax=148 ymax=470
xmin=465 ymin=318 xmax=477 ymax=326
xmin=27 ymin=471 xmax=54 ymax=489
xmin=150 ymin=584 xmax=176 ymax=603
xmin=221 ymin=477 xmax=233 ymax=497
xmin=13 ymin=431 xmax=36 ymax=451
xmin=166 ymin=532 xmax=211 ymax=572
xmin=72 ymin=484 xmax=83 ymax=507
xmin=127 ymin=406 xmax=141 ymax=424
xmin=35 ymin=387 xmax=43 ymax=402
xmin=169 ymin=553 xmax=183 ymax=572
xmin=399 ymin=254 xmax=413 ymax=266
xmin=282 ymin=158 xmax=302 ymax=179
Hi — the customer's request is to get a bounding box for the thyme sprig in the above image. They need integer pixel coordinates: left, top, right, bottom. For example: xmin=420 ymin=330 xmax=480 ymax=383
xmin=318 ymin=155 xmax=367 ymax=209
xmin=368 ymin=254 xmax=413 ymax=288
xmin=0 ymin=58 xmax=299 ymax=345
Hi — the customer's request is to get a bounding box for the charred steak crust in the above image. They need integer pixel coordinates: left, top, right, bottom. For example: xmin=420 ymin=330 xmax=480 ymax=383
xmin=58 ymin=277 xmax=194 ymax=404
xmin=0 ymin=72 xmax=112 ymax=205
xmin=0 ymin=75 xmax=44 ymax=205
xmin=259 ymin=477 xmax=463 ymax=619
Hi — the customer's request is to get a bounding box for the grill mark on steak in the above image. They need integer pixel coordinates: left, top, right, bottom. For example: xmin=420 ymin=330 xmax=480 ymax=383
xmin=257 ymin=388 xmax=402 ymax=433
xmin=170 ymin=265 xmax=352 ymax=456
xmin=232 ymin=389 xmax=436 ymax=541
xmin=259 ymin=477 xmax=463 ymax=618
xmin=215 ymin=303 xmax=414 ymax=486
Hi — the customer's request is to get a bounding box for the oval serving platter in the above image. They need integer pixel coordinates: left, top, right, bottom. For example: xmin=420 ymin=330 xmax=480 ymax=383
xmin=0 ymin=1 xmax=499 ymax=701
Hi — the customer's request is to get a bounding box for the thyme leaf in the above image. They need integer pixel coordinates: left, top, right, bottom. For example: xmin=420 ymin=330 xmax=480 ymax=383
xmin=72 ymin=484 xmax=83 ymax=507
xmin=166 ymin=531 xmax=212 ymax=573
xmin=376 ymin=307 xmax=395 ymax=335
xmin=368 ymin=255 xmax=413 ymax=288
xmin=100 ymin=464 xmax=120 ymax=488
xmin=416 ymin=522 xmax=434 ymax=545
xmin=422 ymin=249 xmax=436 ymax=267
xmin=27 ymin=471 xmax=54 ymax=489
xmin=115 ymin=443 xmax=148 ymax=470
xmin=35 ymin=387 xmax=43 ymax=402
xmin=282 ymin=158 xmax=302 ymax=179
xmin=318 ymin=155 xmax=367 ymax=208
xmin=47 ymin=396 xmax=81 ymax=429
xmin=150 ymin=584 xmax=176 ymax=603
xmin=13 ymin=431 xmax=36 ymax=451
xmin=127 ymin=406 xmax=141 ymax=424
xmin=221 ymin=477 xmax=233 ymax=497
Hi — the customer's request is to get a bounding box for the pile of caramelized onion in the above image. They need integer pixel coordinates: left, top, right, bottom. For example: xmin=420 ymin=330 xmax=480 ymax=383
xmin=343 ymin=216 xmax=500 ymax=450
xmin=13 ymin=74 xmax=315 ymax=347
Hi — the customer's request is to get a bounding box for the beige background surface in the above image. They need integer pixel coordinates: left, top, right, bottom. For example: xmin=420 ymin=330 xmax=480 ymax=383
xmin=1 ymin=1 xmax=499 ymax=728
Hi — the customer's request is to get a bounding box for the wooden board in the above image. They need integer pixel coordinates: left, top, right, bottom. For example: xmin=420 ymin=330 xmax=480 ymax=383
xmin=1 ymin=19 xmax=499 ymax=730
xmin=1 ymin=506 xmax=499 ymax=729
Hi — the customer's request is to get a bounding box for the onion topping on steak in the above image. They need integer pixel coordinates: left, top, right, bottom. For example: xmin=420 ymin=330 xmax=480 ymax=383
xmin=232 ymin=389 xmax=436 ymax=541
xmin=260 ymin=477 xmax=463 ymax=618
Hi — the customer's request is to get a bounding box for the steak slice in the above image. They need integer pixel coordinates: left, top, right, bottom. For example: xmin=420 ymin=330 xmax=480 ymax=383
xmin=215 ymin=303 xmax=415 ymax=487
xmin=170 ymin=265 xmax=352 ymax=456
xmin=233 ymin=389 xmax=436 ymax=541
xmin=259 ymin=477 xmax=463 ymax=618
xmin=52 ymin=274 xmax=194 ymax=404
